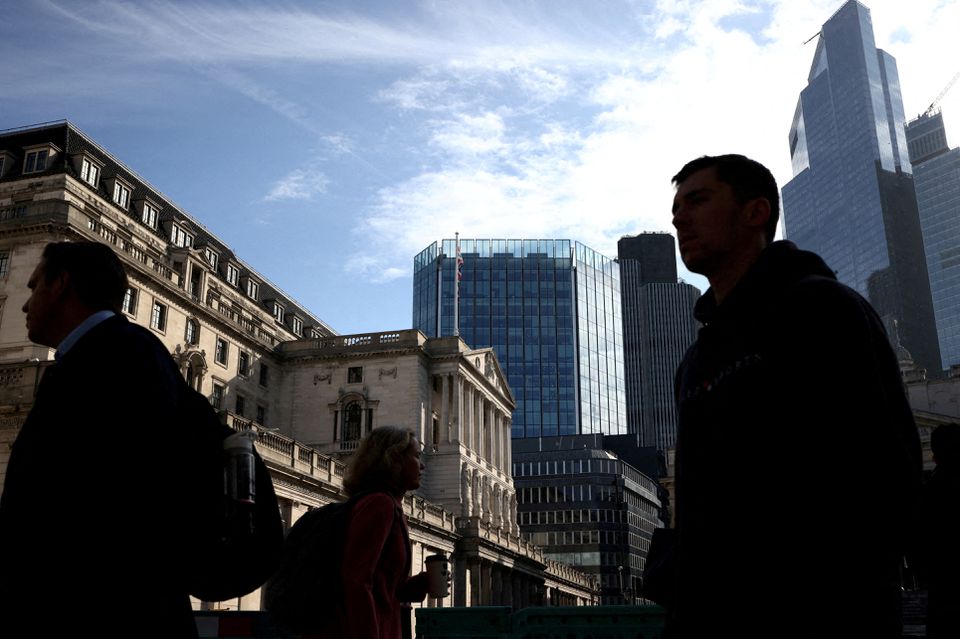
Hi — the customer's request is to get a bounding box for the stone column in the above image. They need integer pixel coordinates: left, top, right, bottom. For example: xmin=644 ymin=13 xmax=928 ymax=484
xmin=494 ymin=410 xmax=503 ymax=469
xmin=454 ymin=375 xmax=463 ymax=442
xmin=440 ymin=374 xmax=450 ymax=443
xmin=481 ymin=561 xmax=493 ymax=605
xmin=502 ymin=568 xmax=514 ymax=609
xmin=484 ymin=397 xmax=490 ymax=459
xmin=492 ymin=566 xmax=504 ymax=606
xmin=469 ymin=559 xmax=482 ymax=606
xmin=453 ymin=555 xmax=467 ymax=607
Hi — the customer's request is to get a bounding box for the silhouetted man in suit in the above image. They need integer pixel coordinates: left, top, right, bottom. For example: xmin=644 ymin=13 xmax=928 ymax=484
xmin=0 ymin=241 xmax=198 ymax=637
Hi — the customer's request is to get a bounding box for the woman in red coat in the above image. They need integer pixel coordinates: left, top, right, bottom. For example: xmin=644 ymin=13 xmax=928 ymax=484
xmin=329 ymin=426 xmax=429 ymax=639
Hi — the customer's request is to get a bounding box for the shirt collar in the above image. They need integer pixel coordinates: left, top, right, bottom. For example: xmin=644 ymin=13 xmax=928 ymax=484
xmin=55 ymin=310 xmax=116 ymax=360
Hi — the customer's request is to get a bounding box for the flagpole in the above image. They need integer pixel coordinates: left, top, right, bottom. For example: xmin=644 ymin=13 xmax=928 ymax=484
xmin=454 ymin=232 xmax=460 ymax=337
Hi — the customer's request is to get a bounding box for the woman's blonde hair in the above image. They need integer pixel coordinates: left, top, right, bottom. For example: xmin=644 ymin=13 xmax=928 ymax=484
xmin=343 ymin=426 xmax=417 ymax=496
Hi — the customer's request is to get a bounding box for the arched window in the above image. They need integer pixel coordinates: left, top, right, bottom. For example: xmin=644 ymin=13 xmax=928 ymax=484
xmin=185 ymin=318 xmax=199 ymax=345
xmin=343 ymin=401 xmax=362 ymax=442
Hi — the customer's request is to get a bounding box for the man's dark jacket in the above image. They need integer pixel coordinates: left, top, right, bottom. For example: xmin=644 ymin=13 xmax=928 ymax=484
xmin=667 ymin=241 xmax=921 ymax=638
xmin=0 ymin=314 xmax=198 ymax=637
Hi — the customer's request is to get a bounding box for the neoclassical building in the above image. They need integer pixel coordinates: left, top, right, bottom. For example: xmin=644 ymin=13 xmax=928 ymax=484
xmin=0 ymin=120 xmax=596 ymax=611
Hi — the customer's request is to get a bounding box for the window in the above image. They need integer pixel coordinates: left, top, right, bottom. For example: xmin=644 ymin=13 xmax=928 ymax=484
xmin=121 ymin=287 xmax=137 ymax=315
xmin=291 ymin=315 xmax=303 ymax=336
xmin=235 ymin=395 xmax=246 ymax=417
xmin=185 ymin=318 xmax=199 ymax=345
xmin=259 ymin=363 xmax=269 ymax=387
xmin=256 ymin=405 xmax=266 ymax=425
xmin=203 ymin=247 xmax=219 ymax=270
xmin=80 ymin=157 xmax=100 ymax=187
xmin=272 ymin=301 xmax=284 ymax=324
xmin=113 ymin=181 xmax=131 ymax=209
xmin=215 ymin=337 xmax=229 ymax=365
xmin=141 ymin=202 xmax=159 ymax=229
xmin=0 ymin=250 xmax=9 ymax=278
xmin=150 ymin=300 xmax=167 ymax=331
xmin=246 ymin=278 xmax=259 ymax=300
xmin=343 ymin=401 xmax=362 ymax=442
xmin=238 ymin=351 xmax=250 ymax=376
xmin=211 ymin=383 xmax=224 ymax=410
xmin=226 ymin=263 xmax=239 ymax=286
xmin=171 ymin=224 xmax=193 ymax=248
xmin=348 ymin=367 xmax=363 ymax=384
xmin=24 ymin=149 xmax=48 ymax=173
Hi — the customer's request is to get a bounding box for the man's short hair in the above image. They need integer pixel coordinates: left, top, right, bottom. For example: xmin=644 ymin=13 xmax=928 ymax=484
xmin=672 ymin=154 xmax=781 ymax=243
xmin=42 ymin=241 xmax=128 ymax=313
xmin=931 ymin=422 xmax=960 ymax=467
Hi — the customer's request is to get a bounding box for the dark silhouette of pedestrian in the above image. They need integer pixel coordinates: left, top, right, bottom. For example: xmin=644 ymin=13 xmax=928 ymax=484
xmin=919 ymin=423 xmax=960 ymax=638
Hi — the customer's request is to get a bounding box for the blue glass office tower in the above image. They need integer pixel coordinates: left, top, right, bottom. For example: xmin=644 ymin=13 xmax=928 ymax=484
xmin=782 ymin=0 xmax=941 ymax=373
xmin=907 ymin=111 xmax=960 ymax=370
xmin=413 ymin=239 xmax=626 ymax=438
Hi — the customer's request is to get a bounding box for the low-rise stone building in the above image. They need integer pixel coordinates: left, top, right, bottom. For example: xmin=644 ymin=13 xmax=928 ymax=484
xmin=0 ymin=120 xmax=596 ymax=612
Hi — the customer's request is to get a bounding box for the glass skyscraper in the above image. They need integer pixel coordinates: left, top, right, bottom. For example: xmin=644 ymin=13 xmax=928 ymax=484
xmin=618 ymin=234 xmax=699 ymax=451
xmin=782 ymin=0 xmax=941 ymax=373
xmin=907 ymin=110 xmax=960 ymax=370
xmin=413 ymin=239 xmax=626 ymax=438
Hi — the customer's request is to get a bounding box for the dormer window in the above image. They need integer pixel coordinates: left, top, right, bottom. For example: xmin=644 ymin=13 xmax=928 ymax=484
xmin=113 ymin=181 xmax=131 ymax=209
xmin=23 ymin=144 xmax=58 ymax=174
xmin=72 ymin=153 xmax=104 ymax=188
xmin=140 ymin=201 xmax=159 ymax=229
xmin=272 ymin=301 xmax=285 ymax=324
xmin=246 ymin=278 xmax=259 ymax=300
xmin=0 ymin=151 xmax=13 ymax=178
xmin=291 ymin=315 xmax=303 ymax=336
xmin=203 ymin=246 xmax=219 ymax=270
xmin=80 ymin=158 xmax=101 ymax=187
xmin=171 ymin=223 xmax=193 ymax=248
xmin=226 ymin=263 xmax=239 ymax=287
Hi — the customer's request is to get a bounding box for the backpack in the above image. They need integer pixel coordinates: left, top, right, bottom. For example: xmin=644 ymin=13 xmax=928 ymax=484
xmin=178 ymin=384 xmax=285 ymax=602
xmin=263 ymin=491 xmax=395 ymax=634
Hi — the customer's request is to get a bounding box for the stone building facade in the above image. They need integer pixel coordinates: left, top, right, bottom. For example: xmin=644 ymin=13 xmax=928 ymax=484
xmin=0 ymin=120 xmax=596 ymax=611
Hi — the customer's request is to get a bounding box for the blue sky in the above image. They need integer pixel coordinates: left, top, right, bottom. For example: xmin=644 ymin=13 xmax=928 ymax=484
xmin=3 ymin=0 xmax=959 ymax=334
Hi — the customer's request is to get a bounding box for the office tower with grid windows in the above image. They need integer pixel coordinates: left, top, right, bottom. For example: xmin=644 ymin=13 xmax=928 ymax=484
xmin=413 ymin=239 xmax=626 ymax=439
xmin=906 ymin=110 xmax=960 ymax=370
xmin=781 ymin=0 xmax=940 ymax=373
xmin=618 ymin=233 xmax=699 ymax=451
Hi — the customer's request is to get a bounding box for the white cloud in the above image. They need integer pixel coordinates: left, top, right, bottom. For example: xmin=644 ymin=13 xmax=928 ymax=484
xmin=344 ymin=0 xmax=960 ymax=290
xmin=264 ymin=168 xmax=329 ymax=202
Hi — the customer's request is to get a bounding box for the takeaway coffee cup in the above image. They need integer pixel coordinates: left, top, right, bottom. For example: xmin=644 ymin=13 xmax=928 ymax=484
xmin=425 ymin=553 xmax=450 ymax=598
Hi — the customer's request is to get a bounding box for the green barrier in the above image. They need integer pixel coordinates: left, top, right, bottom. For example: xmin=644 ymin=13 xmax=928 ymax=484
xmin=510 ymin=605 xmax=666 ymax=639
xmin=415 ymin=606 xmax=513 ymax=638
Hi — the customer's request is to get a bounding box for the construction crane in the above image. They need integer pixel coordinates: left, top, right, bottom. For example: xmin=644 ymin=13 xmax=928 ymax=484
xmin=925 ymin=70 xmax=960 ymax=117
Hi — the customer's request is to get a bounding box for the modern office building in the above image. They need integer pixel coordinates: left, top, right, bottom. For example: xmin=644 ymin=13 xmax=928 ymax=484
xmin=0 ymin=121 xmax=596 ymax=611
xmin=906 ymin=110 xmax=960 ymax=370
xmin=413 ymin=239 xmax=626 ymax=438
xmin=618 ymin=234 xmax=699 ymax=450
xmin=513 ymin=434 xmax=664 ymax=605
xmin=781 ymin=0 xmax=941 ymax=374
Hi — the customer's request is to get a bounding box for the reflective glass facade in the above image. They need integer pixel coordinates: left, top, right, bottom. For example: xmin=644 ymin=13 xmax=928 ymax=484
xmin=907 ymin=112 xmax=960 ymax=369
xmin=781 ymin=0 xmax=940 ymax=373
xmin=413 ymin=239 xmax=626 ymax=438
